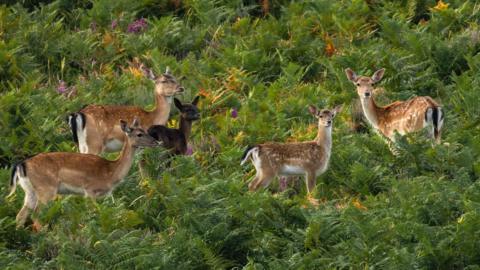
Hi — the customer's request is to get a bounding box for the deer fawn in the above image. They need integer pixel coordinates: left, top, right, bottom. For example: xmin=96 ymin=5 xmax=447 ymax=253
xmin=345 ymin=68 xmax=444 ymax=152
xmin=147 ymin=96 xmax=200 ymax=156
xmin=241 ymin=105 xmax=342 ymax=205
xmin=7 ymin=119 xmax=160 ymax=229
xmin=67 ymin=67 xmax=184 ymax=155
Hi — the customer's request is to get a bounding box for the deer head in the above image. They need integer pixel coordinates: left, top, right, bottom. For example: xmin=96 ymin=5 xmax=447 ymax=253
xmin=120 ymin=118 xmax=160 ymax=148
xmin=308 ymin=105 xmax=343 ymax=127
xmin=142 ymin=65 xmax=185 ymax=97
xmin=345 ymin=68 xmax=385 ymax=99
xmin=174 ymin=96 xmax=201 ymax=121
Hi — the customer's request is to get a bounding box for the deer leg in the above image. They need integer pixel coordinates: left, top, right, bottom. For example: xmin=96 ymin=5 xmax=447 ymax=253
xmin=435 ymin=130 xmax=442 ymax=145
xmin=257 ymin=173 xmax=275 ymax=190
xmin=248 ymin=173 xmax=262 ymax=191
xmin=32 ymin=188 xmax=57 ymax=231
xmin=305 ymin=171 xmax=317 ymax=194
xmin=305 ymin=171 xmax=319 ymax=206
xmin=16 ymin=191 xmax=37 ymax=229
xmin=278 ymin=176 xmax=289 ymax=192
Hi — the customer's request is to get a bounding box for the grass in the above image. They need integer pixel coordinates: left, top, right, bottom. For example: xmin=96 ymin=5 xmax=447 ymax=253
xmin=0 ymin=0 xmax=479 ymax=269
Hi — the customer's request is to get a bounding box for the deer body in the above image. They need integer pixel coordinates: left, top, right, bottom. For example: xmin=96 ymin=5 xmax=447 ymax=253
xmin=346 ymin=68 xmax=444 ymax=146
xmin=241 ymin=105 xmax=341 ymax=203
xmin=148 ymin=96 xmax=200 ymax=156
xmin=8 ymin=119 xmax=159 ymax=228
xmin=68 ymin=68 xmax=184 ymax=155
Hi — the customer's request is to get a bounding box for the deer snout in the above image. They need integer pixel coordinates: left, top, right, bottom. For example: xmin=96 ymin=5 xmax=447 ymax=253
xmin=364 ymin=92 xmax=371 ymax=97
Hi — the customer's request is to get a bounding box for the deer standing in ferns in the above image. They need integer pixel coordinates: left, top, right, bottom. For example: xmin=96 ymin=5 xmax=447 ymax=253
xmin=147 ymin=96 xmax=200 ymax=156
xmin=345 ymin=68 xmax=444 ymax=153
xmin=241 ymin=105 xmax=342 ymax=205
xmin=67 ymin=67 xmax=184 ymax=155
xmin=8 ymin=119 xmax=160 ymax=229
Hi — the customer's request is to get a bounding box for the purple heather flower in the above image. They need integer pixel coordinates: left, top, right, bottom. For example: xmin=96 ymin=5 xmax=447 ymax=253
xmin=186 ymin=145 xmax=194 ymax=156
xmin=111 ymin=19 xmax=118 ymax=29
xmin=279 ymin=177 xmax=288 ymax=191
xmin=127 ymin=18 xmax=148 ymax=34
xmin=231 ymin=108 xmax=238 ymax=118
xmin=57 ymin=80 xmax=67 ymax=94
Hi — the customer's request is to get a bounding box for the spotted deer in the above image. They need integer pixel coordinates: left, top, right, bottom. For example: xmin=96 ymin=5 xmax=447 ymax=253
xmin=147 ymin=96 xmax=200 ymax=156
xmin=67 ymin=67 xmax=184 ymax=155
xmin=241 ymin=105 xmax=342 ymax=205
xmin=345 ymin=68 xmax=444 ymax=153
xmin=7 ymin=119 xmax=160 ymax=229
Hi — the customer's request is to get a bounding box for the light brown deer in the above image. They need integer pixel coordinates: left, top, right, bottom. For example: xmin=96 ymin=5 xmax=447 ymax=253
xmin=7 ymin=119 xmax=160 ymax=229
xmin=345 ymin=68 xmax=444 ymax=152
xmin=241 ymin=105 xmax=342 ymax=205
xmin=67 ymin=67 xmax=184 ymax=155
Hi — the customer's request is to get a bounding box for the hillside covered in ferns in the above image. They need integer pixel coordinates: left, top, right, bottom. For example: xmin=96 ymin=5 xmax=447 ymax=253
xmin=1 ymin=0 xmax=480 ymax=269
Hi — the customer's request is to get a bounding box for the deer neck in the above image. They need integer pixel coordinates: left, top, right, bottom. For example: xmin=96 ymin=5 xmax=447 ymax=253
xmin=110 ymin=138 xmax=136 ymax=184
xmin=151 ymin=94 xmax=173 ymax=125
xmin=314 ymin=124 xmax=332 ymax=153
xmin=179 ymin=116 xmax=192 ymax=139
xmin=360 ymin=97 xmax=380 ymax=128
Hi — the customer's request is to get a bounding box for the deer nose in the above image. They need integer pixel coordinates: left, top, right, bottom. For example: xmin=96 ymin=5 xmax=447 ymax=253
xmin=177 ymin=87 xmax=185 ymax=93
xmin=364 ymin=92 xmax=371 ymax=97
xmin=327 ymin=120 xmax=332 ymax=125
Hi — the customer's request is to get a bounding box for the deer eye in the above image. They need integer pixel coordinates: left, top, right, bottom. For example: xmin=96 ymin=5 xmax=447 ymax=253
xmin=137 ymin=133 xmax=144 ymax=137
xmin=356 ymin=83 xmax=360 ymax=86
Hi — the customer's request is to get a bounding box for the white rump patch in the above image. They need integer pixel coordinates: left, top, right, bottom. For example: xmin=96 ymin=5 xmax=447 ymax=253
xmin=424 ymin=107 xmax=433 ymax=128
xmin=77 ymin=116 xmax=89 ymax=153
xmin=18 ymin=175 xmax=37 ymax=209
xmin=251 ymin=148 xmax=261 ymax=170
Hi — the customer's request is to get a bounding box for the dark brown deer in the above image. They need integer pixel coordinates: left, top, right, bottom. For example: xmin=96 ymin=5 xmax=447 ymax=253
xmin=147 ymin=96 xmax=200 ymax=156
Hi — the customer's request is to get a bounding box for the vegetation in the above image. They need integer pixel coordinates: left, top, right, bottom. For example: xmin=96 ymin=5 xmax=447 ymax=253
xmin=0 ymin=0 xmax=479 ymax=268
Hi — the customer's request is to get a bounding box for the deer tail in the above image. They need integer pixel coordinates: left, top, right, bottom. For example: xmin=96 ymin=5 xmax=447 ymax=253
xmin=240 ymin=146 xmax=257 ymax=166
xmin=7 ymin=162 xmax=26 ymax=198
xmin=67 ymin=112 xmax=86 ymax=145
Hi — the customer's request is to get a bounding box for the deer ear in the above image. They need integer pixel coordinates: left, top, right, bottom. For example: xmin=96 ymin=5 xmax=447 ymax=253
xmin=120 ymin=120 xmax=131 ymax=133
xmin=332 ymin=105 xmax=343 ymax=117
xmin=132 ymin=117 xmax=140 ymax=128
xmin=192 ymin=96 xmax=200 ymax=106
xmin=165 ymin=66 xmax=171 ymax=75
xmin=141 ymin=65 xmax=156 ymax=80
xmin=372 ymin=68 xmax=385 ymax=83
xmin=308 ymin=105 xmax=318 ymax=116
xmin=345 ymin=68 xmax=357 ymax=82
xmin=148 ymin=69 xmax=156 ymax=80
xmin=174 ymin=98 xmax=183 ymax=110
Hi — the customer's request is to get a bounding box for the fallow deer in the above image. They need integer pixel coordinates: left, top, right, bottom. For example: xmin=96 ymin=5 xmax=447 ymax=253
xmin=345 ymin=68 xmax=444 ymax=153
xmin=241 ymin=105 xmax=342 ymax=205
xmin=147 ymin=96 xmax=200 ymax=156
xmin=67 ymin=67 xmax=184 ymax=155
xmin=7 ymin=119 xmax=160 ymax=228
